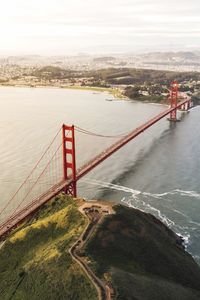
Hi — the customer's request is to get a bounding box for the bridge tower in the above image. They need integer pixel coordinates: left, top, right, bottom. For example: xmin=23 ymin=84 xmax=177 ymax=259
xmin=168 ymin=81 xmax=179 ymax=121
xmin=62 ymin=124 xmax=77 ymax=197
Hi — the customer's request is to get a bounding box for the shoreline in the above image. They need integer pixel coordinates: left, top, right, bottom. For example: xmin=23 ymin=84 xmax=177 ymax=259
xmin=0 ymin=83 xmax=172 ymax=107
xmin=0 ymin=83 xmax=127 ymax=100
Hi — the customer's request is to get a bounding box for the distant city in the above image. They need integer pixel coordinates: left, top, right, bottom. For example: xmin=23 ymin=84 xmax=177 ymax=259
xmin=0 ymin=51 xmax=200 ymax=73
xmin=0 ymin=51 xmax=199 ymax=105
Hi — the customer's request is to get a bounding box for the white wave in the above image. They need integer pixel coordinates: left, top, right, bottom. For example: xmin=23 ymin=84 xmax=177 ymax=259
xmin=84 ymin=179 xmax=195 ymax=249
xmin=176 ymin=232 xmax=191 ymax=248
xmin=83 ymin=178 xmax=141 ymax=196
xmin=193 ymin=255 xmax=200 ymax=263
xmin=122 ymin=194 xmax=175 ymax=227
xmin=147 ymin=204 xmax=175 ymax=227
xmin=144 ymin=191 xmax=169 ymax=197
xmin=143 ymin=192 xmax=175 ymax=203
xmin=84 ymin=178 xmax=196 ymax=226
xmin=172 ymin=209 xmax=189 ymax=219
xmin=174 ymin=189 xmax=200 ymax=199
xmin=183 ymin=234 xmax=190 ymax=246
xmin=84 ymin=178 xmax=200 ymax=200
xmin=189 ymin=220 xmax=200 ymax=228
xmin=144 ymin=189 xmax=200 ymax=201
xmin=123 ymin=195 xmax=193 ymax=249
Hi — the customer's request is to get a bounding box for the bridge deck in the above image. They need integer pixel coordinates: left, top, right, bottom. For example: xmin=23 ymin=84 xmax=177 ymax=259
xmin=0 ymin=180 xmax=71 ymax=238
xmin=77 ymin=97 xmax=191 ymax=180
xmin=0 ymin=97 xmax=191 ymax=240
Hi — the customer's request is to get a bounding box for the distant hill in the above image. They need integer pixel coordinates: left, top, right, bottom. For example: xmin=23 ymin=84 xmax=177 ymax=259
xmin=91 ymin=68 xmax=200 ymax=85
xmin=138 ymin=51 xmax=200 ymax=66
xmin=33 ymin=66 xmax=76 ymax=79
xmin=93 ymin=57 xmax=116 ymax=63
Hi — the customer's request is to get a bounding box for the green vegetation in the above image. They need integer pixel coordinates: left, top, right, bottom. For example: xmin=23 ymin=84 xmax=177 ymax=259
xmin=2 ymin=64 xmax=199 ymax=104
xmin=125 ymin=85 xmax=167 ymax=103
xmin=62 ymin=85 xmax=125 ymax=98
xmin=133 ymin=95 xmax=164 ymax=103
xmin=84 ymin=205 xmax=200 ymax=300
xmin=32 ymin=66 xmax=200 ymax=103
xmin=89 ymin=68 xmax=200 ymax=85
xmin=33 ymin=66 xmax=77 ymax=80
xmin=113 ymin=269 xmax=200 ymax=300
xmin=0 ymin=195 xmax=97 ymax=300
xmin=32 ymin=66 xmax=200 ymax=86
xmin=1 ymin=198 xmax=200 ymax=300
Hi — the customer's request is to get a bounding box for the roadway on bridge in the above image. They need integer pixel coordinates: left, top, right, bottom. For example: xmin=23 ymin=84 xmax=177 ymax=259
xmin=0 ymin=94 xmax=192 ymax=241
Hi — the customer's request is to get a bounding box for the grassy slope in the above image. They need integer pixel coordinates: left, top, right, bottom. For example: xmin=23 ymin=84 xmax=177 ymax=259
xmin=84 ymin=205 xmax=200 ymax=300
xmin=0 ymin=195 xmax=97 ymax=300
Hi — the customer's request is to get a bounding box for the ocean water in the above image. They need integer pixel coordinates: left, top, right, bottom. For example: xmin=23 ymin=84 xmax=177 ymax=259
xmin=0 ymin=87 xmax=199 ymax=263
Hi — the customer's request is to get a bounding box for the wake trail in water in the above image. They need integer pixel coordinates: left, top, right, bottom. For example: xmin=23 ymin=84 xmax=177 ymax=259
xmin=83 ymin=178 xmax=200 ymax=247
xmin=144 ymin=189 xmax=200 ymax=199
xmin=84 ymin=178 xmax=200 ymax=203
xmin=83 ymin=179 xmax=175 ymax=224
xmin=174 ymin=189 xmax=200 ymax=199
xmin=83 ymin=178 xmax=141 ymax=196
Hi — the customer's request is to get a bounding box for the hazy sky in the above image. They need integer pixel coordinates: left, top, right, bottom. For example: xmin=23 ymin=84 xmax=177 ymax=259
xmin=0 ymin=0 xmax=199 ymax=55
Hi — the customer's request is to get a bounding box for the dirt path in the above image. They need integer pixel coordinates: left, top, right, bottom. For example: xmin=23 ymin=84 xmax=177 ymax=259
xmin=69 ymin=202 xmax=114 ymax=300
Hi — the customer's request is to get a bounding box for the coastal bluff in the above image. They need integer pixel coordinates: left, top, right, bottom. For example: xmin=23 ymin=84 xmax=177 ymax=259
xmin=0 ymin=195 xmax=200 ymax=300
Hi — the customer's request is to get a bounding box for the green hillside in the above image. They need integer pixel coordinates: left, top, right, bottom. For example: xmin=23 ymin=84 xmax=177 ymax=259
xmin=0 ymin=196 xmax=97 ymax=300
xmin=1 ymin=196 xmax=200 ymax=300
xmin=90 ymin=68 xmax=200 ymax=85
xmin=84 ymin=205 xmax=200 ymax=300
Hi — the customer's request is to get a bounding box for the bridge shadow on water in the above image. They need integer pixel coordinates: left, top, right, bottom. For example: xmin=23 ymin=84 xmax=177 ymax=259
xmin=81 ymin=108 xmax=200 ymax=266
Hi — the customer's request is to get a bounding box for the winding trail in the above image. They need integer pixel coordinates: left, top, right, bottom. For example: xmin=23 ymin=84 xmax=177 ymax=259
xmin=69 ymin=202 xmax=114 ymax=300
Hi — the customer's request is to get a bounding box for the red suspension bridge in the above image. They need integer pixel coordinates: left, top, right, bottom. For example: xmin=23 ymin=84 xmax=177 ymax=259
xmin=0 ymin=82 xmax=193 ymax=239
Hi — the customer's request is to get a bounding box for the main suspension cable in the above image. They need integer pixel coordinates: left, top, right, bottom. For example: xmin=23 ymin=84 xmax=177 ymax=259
xmin=75 ymin=125 xmax=131 ymax=139
xmin=0 ymin=126 xmax=62 ymax=217
xmin=7 ymin=142 xmax=62 ymax=220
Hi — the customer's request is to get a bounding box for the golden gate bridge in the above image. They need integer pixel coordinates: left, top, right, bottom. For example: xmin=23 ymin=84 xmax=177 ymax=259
xmin=0 ymin=81 xmax=193 ymax=239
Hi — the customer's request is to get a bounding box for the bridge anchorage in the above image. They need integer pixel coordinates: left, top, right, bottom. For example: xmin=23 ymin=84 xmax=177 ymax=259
xmin=0 ymin=81 xmax=193 ymax=240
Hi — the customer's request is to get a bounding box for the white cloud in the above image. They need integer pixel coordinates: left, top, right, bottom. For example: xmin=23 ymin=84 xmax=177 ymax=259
xmin=0 ymin=0 xmax=199 ymax=54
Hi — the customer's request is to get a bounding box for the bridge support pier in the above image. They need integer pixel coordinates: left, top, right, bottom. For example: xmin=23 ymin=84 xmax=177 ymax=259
xmin=186 ymin=100 xmax=193 ymax=110
xmin=179 ymin=101 xmax=190 ymax=112
xmin=64 ymin=181 xmax=77 ymax=197
xmin=180 ymin=103 xmax=187 ymax=111
xmin=179 ymin=99 xmax=194 ymax=114
xmin=62 ymin=124 xmax=77 ymax=197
